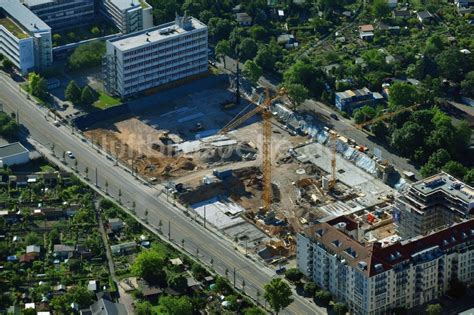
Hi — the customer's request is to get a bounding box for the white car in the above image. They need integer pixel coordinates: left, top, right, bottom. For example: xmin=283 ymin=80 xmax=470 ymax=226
xmin=66 ymin=151 xmax=75 ymax=158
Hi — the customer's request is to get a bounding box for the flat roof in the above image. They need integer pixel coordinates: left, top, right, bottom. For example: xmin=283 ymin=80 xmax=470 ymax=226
xmin=109 ymin=16 xmax=206 ymax=51
xmin=0 ymin=0 xmax=50 ymax=33
xmin=22 ymin=0 xmax=55 ymax=7
xmin=0 ymin=142 xmax=29 ymax=158
xmin=411 ymin=172 xmax=474 ymax=204
xmin=107 ymin=0 xmax=148 ymax=11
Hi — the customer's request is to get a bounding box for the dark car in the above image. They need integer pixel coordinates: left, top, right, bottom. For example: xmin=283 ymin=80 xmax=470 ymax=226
xmin=275 ymin=267 xmax=287 ymax=275
xmin=330 ymin=113 xmax=339 ymax=120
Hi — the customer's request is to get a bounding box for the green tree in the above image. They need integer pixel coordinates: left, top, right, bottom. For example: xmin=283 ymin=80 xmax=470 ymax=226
xmin=81 ymin=86 xmax=96 ymax=106
xmin=284 ymin=268 xmax=303 ymax=282
xmin=65 ymin=80 xmax=81 ymax=104
xmin=237 ymin=38 xmax=258 ymax=61
xmin=50 ymin=295 xmax=70 ymax=313
xmin=25 ymin=232 xmax=40 ymax=245
xmin=461 ymin=71 xmax=474 ymax=98
xmin=135 ymin=301 xmax=153 ymax=315
xmin=249 ymin=25 xmax=267 ymax=41
xmin=464 ymin=169 xmax=474 ymax=186
xmin=191 ymin=263 xmax=207 ymax=280
xmin=131 ymin=250 xmax=166 ymax=285
xmin=159 ymin=296 xmax=193 ymax=315
xmin=68 ymin=286 xmax=93 ymax=308
xmin=304 ymin=282 xmax=318 ymax=296
xmin=333 ymin=302 xmax=348 ymax=315
xmin=167 ymin=272 xmax=188 ymax=292
xmin=315 ymin=290 xmax=332 ymax=305
xmin=91 ymin=26 xmax=101 ymax=36
xmin=285 ymin=83 xmax=309 ymax=109
xmin=388 ymin=82 xmax=420 ymax=108
xmin=244 ymin=307 xmax=266 ymax=315
xmin=453 ymin=121 xmax=472 ymax=155
xmin=52 ymin=33 xmax=62 ymax=45
xmin=442 ymin=161 xmax=467 ymax=179
xmin=68 ymin=41 xmax=106 ymax=70
xmin=264 ymin=278 xmax=294 ymax=314
xmin=372 ymin=0 xmax=390 ymax=19
xmin=152 ymin=0 xmax=180 ymax=25
xmin=215 ymin=39 xmax=231 ymax=68
xmin=362 ymin=49 xmax=387 ymax=72
xmin=214 ymin=276 xmax=231 ymax=293
xmin=243 ymin=60 xmax=262 ymax=84
xmin=208 ymin=17 xmax=233 ymax=41
xmin=354 ymin=106 xmax=376 ymax=124
xmin=255 ymin=45 xmax=276 ymax=72
xmin=21 ymin=309 xmax=36 ymax=315
xmin=198 ymin=10 xmax=213 ymax=24
xmin=0 ymin=112 xmax=19 ymax=140
xmin=436 ymin=49 xmax=465 ymax=82
xmin=421 ymin=149 xmax=451 ymax=177
xmin=371 ymin=121 xmax=389 ymax=140
xmin=283 ymin=60 xmax=326 ymax=98
xmin=390 ymin=122 xmax=425 ymax=159
xmin=28 ymin=72 xmax=48 ymax=100
xmin=1 ymin=58 xmax=14 ymax=73
xmin=426 ymin=304 xmax=443 ymax=315
xmin=424 ymin=35 xmax=444 ymax=56
xmin=67 ymin=32 xmax=76 ymax=41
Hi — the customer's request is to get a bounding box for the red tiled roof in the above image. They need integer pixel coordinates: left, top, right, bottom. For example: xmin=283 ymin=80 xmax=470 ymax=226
xmin=370 ymin=219 xmax=474 ymax=276
xmin=359 ymin=24 xmax=374 ymax=32
xmin=309 ymin=216 xmax=474 ymax=277
xmin=19 ymin=253 xmax=37 ymax=263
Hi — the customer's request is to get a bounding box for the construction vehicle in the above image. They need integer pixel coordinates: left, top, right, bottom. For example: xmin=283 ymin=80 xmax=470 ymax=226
xmin=219 ymin=88 xmax=286 ymax=212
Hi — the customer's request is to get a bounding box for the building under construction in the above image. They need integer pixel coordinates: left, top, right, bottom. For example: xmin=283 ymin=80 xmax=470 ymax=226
xmin=394 ymin=172 xmax=474 ymax=239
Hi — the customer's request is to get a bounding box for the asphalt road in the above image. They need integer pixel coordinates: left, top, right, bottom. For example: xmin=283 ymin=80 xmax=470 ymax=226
xmin=0 ymin=73 xmax=326 ymax=315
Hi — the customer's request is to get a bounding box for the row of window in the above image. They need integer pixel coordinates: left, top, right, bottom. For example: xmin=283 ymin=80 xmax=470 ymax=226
xmin=122 ymin=31 xmax=207 ymax=57
xmin=123 ymin=64 xmax=207 ymax=94
xmin=123 ymin=57 xmax=207 ymax=85
xmin=123 ymin=39 xmax=207 ymax=64
xmin=123 ymin=46 xmax=207 ymax=72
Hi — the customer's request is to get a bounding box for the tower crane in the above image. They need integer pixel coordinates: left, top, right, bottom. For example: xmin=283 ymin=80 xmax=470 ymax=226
xmin=219 ymin=88 xmax=286 ymax=212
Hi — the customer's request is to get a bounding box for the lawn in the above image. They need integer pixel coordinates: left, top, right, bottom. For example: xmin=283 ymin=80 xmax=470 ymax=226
xmin=93 ymin=91 xmax=121 ymax=110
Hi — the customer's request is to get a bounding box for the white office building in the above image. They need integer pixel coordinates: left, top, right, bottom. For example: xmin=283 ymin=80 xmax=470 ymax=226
xmin=103 ymin=15 xmax=208 ymax=97
xmin=100 ymin=0 xmax=153 ymax=34
xmin=21 ymin=0 xmax=95 ymax=31
xmin=0 ymin=0 xmax=52 ymax=75
xmin=297 ymin=216 xmax=474 ymax=315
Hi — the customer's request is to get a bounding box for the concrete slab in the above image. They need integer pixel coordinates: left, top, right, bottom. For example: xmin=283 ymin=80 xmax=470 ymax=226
xmin=191 ymin=198 xmax=245 ymax=230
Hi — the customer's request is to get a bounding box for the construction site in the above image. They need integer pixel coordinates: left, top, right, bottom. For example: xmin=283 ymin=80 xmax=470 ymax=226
xmin=83 ymin=77 xmax=400 ymax=266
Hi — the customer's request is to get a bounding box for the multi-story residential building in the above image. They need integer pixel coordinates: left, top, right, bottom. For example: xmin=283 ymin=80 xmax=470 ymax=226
xmin=103 ymin=15 xmax=208 ymax=97
xmin=297 ymin=216 xmax=474 ymax=315
xmin=100 ymin=0 xmax=153 ymax=34
xmin=0 ymin=0 xmax=52 ymax=75
xmin=394 ymin=172 xmax=474 ymax=239
xmin=21 ymin=0 xmax=95 ymax=31
xmin=335 ymin=87 xmax=384 ymax=113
